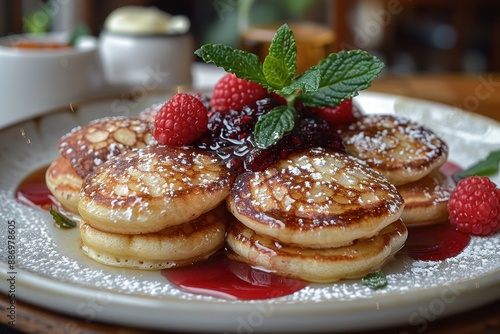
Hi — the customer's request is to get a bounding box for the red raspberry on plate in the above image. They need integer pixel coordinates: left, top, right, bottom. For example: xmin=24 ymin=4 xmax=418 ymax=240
xmin=210 ymin=73 xmax=267 ymax=112
xmin=308 ymin=98 xmax=357 ymax=125
xmin=447 ymin=176 xmax=500 ymax=236
xmin=153 ymin=93 xmax=208 ymax=146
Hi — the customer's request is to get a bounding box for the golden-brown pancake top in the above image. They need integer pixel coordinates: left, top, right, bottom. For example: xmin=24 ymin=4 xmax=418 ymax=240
xmin=82 ymin=144 xmax=230 ymax=206
xmin=58 ymin=116 xmax=156 ymax=178
xmin=340 ymin=114 xmax=448 ymax=185
xmin=228 ymin=148 xmax=404 ymax=248
xmin=78 ymin=144 xmax=231 ymax=234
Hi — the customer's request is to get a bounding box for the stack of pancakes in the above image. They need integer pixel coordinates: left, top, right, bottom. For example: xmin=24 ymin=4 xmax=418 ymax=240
xmin=46 ymin=116 xmax=231 ymax=269
xmin=46 ymin=110 xmax=451 ymax=282
xmin=226 ymin=147 xmax=408 ymax=283
xmin=78 ymin=145 xmax=231 ymax=269
xmin=340 ymin=114 xmax=453 ymax=227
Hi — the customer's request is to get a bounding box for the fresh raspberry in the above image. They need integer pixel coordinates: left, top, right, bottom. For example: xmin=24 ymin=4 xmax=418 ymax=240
xmin=153 ymin=93 xmax=208 ymax=146
xmin=210 ymin=73 xmax=267 ymax=112
xmin=308 ymin=98 xmax=357 ymax=125
xmin=448 ymin=176 xmax=500 ymax=236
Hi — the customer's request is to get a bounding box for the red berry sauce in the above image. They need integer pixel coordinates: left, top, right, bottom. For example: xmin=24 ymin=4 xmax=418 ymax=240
xmin=15 ymin=165 xmax=55 ymax=210
xmin=162 ymin=252 xmax=308 ymax=300
xmin=403 ymin=222 xmax=471 ymax=261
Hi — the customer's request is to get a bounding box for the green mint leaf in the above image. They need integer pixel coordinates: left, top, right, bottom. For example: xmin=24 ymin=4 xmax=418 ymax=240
xmin=264 ymin=24 xmax=297 ymax=88
xmin=49 ymin=206 xmax=77 ymax=229
xmin=299 ymin=50 xmax=384 ymax=107
xmin=254 ymin=105 xmax=296 ymax=148
xmin=196 ymin=26 xmax=386 ymax=152
xmin=457 ymin=149 xmax=500 ymax=179
xmin=279 ymin=66 xmax=320 ymax=96
xmin=194 ymin=44 xmax=268 ymax=88
xmin=263 ymin=55 xmax=292 ymax=90
xmin=362 ymin=271 xmax=388 ymax=290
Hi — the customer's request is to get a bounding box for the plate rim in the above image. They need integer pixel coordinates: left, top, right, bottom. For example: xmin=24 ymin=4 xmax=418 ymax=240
xmin=2 ymin=261 xmax=500 ymax=332
xmin=1 ymin=91 xmax=499 ymax=333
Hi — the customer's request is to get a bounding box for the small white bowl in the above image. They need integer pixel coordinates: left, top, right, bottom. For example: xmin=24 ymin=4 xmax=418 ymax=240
xmin=99 ymin=30 xmax=194 ymax=90
xmin=0 ymin=32 xmax=104 ymax=129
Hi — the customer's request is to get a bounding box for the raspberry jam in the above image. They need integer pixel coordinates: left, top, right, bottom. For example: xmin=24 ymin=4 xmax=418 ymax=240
xmin=162 ymin=252 xmax=308 ymax=300
xmin=193 ymin=96 xmax=346 ymax=175
xmin=15 ymin=165 xmax=55 ymax=209
xmin=403 ymin=222 xmax=471 ymax=261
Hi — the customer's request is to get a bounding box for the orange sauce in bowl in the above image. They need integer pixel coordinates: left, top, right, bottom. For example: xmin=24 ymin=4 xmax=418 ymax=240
xmin=11 ymin=41 xmax=70 ymax=50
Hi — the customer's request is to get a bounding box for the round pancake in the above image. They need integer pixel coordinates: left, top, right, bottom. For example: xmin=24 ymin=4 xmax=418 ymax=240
xmin=340 ymin=114 xmax=448 ymax=186
xmin=397 ymin=170 xmax=455 ymax=227
xmin=80 ymin=205 xmax=226 ymax=270
xmin=58 ymin=116 xmax=156 ymax=178
xmin=78 ymin=145 xmax=231 ymax=234
xmin=228 ymin=148 xmax=405 ymax=249
xmin=226 ymin=217 xmax=407 ymax=283
xmin=45 ymin=156 xmax=83 ymax=214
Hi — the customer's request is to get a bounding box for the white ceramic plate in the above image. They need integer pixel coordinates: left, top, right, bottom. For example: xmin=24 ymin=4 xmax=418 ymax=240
xmin=1 ymin=92 xmax=499 ymax=333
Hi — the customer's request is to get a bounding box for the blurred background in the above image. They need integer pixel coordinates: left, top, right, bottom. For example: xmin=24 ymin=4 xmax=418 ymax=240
xmin=1 ymin=0 xmax=499 ymax=73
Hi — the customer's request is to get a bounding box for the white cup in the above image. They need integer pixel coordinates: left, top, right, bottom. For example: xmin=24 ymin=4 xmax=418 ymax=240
xmin=99 ymin=31 xmax=194 ymax=90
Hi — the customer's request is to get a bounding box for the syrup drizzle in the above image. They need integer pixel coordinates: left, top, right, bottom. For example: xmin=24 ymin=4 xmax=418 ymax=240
xmin=162 ymin=253 xmax=308 ymax=300
xmin=403 ymin=222 xmax=471 ymax=261
xmin=15 ymin=165 xmax=55 ymax=210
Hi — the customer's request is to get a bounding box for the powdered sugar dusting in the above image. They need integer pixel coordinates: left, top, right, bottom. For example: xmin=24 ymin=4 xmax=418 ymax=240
xmin=341 ymin=114 xmax=449 ymax=185
xmin=1 ymin=192 xmax=498 ymax=303
xmin=80 ymin=145 xmax=230 ymax=224
xmin=248 ymin=148 xmax=403 ymax=220
xmin=58 ymin=116 xmax=157 ymax=178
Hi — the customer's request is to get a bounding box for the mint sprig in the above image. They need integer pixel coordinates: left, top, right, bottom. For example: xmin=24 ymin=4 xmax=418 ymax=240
xmin=195 ymin=24 xmax=384 ymax=148
xmin=299 ymin=50 xmax=385 ymax=107
xmin=361 ymin=271 xmax=388 ymax=290
xmin=49 ymin=206 xmax=77 ymax=229
xmin=456 ymin=149 xmax=500 ymax=179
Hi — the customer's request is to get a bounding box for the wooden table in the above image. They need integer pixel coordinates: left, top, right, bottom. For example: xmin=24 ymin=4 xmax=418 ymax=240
xmin=368 ymin=72 xmax=500 ymax=122
xmin=2 ymin=73 xmax=500 ymax=334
